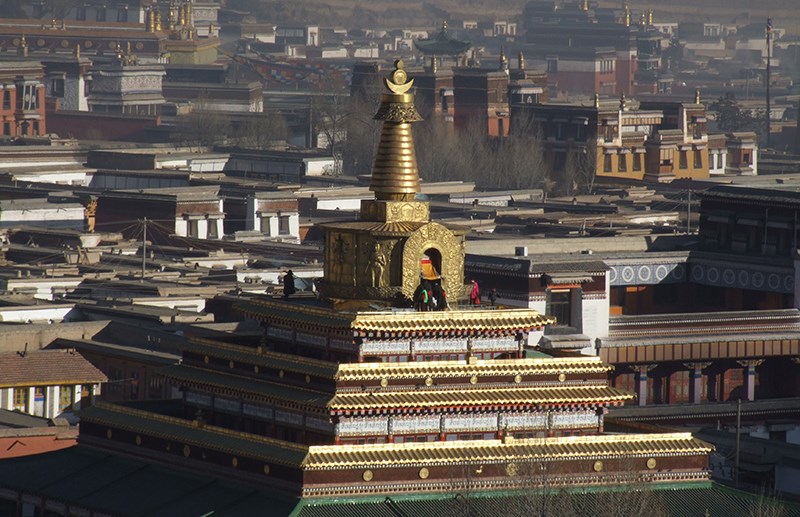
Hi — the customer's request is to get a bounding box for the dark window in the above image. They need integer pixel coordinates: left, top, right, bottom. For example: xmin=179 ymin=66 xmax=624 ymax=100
xmin=618 ymin=153 xmax=627 ymax=172
xmin=117 ymin=8 xmax=128 ymax=22
xmin=548 ymin=290 xmax=572 ymax=327
xmin=632 ymin=153 xmax=642 ymax=171
xmin=743 ymin=152 xmax=751 ymax=165
xmin=51 ymin=78 xmax=65 ymax=97
xmin=2 ymin=122 xmax=9 ymax=135
xmin=279 ymin=215 xmax=291 ymax=235
xmin=96 ymin=7 xmax=106 ymax=21
xmin=603 ymin=153 xmax=612 ymax=172
xmin=2 ymin=90 xmax=9 ymax=110
xmin=653 ymin=283 xmax=678 ymax=306
xmin=76 ymin=6 xmax=87 ymax=20
xmin=679 ymin=150 xmax=687 ymax=169
xmin=694 ymin=149 xmax=703 ymax=168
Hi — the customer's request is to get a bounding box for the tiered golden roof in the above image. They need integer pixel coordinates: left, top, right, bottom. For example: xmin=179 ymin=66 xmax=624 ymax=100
xmin=336 ymin=356 xmax=610 ymax=381
xmin=303 ymin=433 xmax=713 ymax=469
xmin=82 ymin=403 xmax=712 ymax=471
xmin=328 ymin=386 xmax=633 ymax=412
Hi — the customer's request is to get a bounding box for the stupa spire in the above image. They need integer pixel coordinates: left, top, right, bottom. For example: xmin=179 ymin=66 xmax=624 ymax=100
xmin=369 ymin=60 xmax=422 ymax=202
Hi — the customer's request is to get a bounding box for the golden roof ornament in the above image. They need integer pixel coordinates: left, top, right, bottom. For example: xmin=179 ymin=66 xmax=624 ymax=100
xmin=370 ymin=60 xmax=423 ymax=201
xmin=518 ymin=51 xmax=525 ymax=70
xmin=694 ymin=88 xmax=701 ymax=104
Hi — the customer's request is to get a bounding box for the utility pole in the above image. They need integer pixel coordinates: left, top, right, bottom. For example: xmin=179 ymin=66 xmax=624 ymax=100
xmin=735 ymin=397 xmax=742 ymax=487
xmin=141 ymin=217 xmax=147 ymax=283
xmin=766 ymin=18 xmax=772 ymax=149
xmin=687 ymin=190 xmax=692 ymax=234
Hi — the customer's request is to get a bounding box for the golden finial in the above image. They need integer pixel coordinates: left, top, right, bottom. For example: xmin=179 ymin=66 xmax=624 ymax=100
xmin=384 ymin=59 xmax=414 ymax=94
xmin=518 ymin=51 xmax=525 ymax=70
xmin=583 ymin=0 xmax=589 ymax=11
xmin=74 ymin=43 xmax=81 ymax=58
xmin=370 ymin=60 xmax=423 ymax=201
xmin=594 ymin=93 xmax=600 ymax=108
xmin=648 ymin=9 xmax=654 ymax=26
xmin=625 ymin=6 xmax=630 ymax=27
xmin=619 ymin=91 xmax=627 ymax=111
xmin=442 ymin=20 xmax=447 ymax=31
xmin=694 ymin=89 xmax=701 ymax=104
xmin=430 ymin=55 xmax=437 ymax=73
xmin=499 ymin=46 xmax=508 ymax=71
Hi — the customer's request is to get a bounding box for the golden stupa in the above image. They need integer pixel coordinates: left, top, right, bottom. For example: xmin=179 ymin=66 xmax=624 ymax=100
xmin=319 ymin=60 xmax=467 ymax=307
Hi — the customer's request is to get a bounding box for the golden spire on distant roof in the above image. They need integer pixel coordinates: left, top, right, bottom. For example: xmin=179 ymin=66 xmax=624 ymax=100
xmin=369 ymin=60 xmax=422 ymax=201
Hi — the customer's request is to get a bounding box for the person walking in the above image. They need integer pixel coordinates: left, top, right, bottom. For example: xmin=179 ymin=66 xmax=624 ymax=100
xmin=469 ymin=279 xmax=480 ymax=305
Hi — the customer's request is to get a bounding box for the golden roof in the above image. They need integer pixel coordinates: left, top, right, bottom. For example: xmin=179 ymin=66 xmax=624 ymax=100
xmin=238 ymin=299 xmax=554 ymax=333
xmin=329 ymin=385 xmax=633 ymax=412
xmin=83 ymin=403 xmax=711 ymax=471
xmin=303 ymin=432 xmax=714 ymax=469
xmin=335 ymin=356 xmax=611 ymax=382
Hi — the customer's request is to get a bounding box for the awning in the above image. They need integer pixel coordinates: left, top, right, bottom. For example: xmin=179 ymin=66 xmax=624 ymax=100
xmin=544 ymin=273 xmax=594 ymax=285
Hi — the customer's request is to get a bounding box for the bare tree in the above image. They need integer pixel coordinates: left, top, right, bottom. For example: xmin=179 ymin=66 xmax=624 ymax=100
xmin=232 ymin=112 xmax=288 ymax=150
xmin=563 ymin=144 xmax=597 ymax=196
xmin=172 ymin=96 xmax=231 ymax=150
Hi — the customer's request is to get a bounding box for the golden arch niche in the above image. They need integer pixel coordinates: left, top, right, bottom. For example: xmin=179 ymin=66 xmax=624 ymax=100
xmin=401 ymin=222 xmax=466 ymax=301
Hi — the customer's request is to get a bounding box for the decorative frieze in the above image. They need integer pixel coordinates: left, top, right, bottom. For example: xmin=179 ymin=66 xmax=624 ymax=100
xmin=213 ymin=397 xmax=241 ymax=413
xmin=185 ymin=392 xmax=212 ymax=408
xmin=338 ymin=416 xmax=388 ymax=436
xmin=330 ymin=338 xmax=357 ymax=352
xmin=503 ymin=413 xmax=548 ymax=430
xmin=412 ymin=338 xmax=467 ymax=354
xmin=275 ymin=410 xmax=303 ymax=426
xmin=306 ymin=416 xmax=335 ymax=432
xmin=443 ymin=414 xmax=498 ymax=432
xmin=361 ymin=339 xmax=411 ymax=355
xmin=391 ymin=415 xmax=440 ymax=434
xmin=267 ymin=326 xmax=294 ymax=341
xmin=471 ymin=336 xmax=517 ymax=351
xmin=243 ymin=403 xmax=272 ymax=420
xmin=296 ymin=332 xmax=327 ymax=348
xmin=551 ymin=410 xmax=597 ymax=429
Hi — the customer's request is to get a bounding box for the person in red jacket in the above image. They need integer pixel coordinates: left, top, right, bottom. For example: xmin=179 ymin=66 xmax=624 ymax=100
xmin=469 ymin=279 xmax=480 ymax=305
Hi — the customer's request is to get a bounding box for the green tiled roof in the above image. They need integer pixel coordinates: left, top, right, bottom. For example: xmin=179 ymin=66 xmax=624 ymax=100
xmin=293 ymin=483 xmax=800 ymax=517
xmin=182 ymin=338 xmax=340 ymax=379
xmin=80 ymin=403 xmax=309 ymax=467
xmin=0 ymin=446 xmax=300 ymax=517
xmin=160 ymin=364 xmax=333 ymax=409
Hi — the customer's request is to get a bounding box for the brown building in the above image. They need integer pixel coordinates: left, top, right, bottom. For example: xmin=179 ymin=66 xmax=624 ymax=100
xmin=0 ymin=60 xmax=47 ymax=137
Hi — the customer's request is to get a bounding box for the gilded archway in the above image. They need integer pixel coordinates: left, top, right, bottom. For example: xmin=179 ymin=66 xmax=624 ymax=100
xmin=401 ymin=222 xmax=465 ymax=299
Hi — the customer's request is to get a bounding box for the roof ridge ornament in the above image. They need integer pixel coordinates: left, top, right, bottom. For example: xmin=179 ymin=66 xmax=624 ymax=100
xmin=384 ymin=59 xmax=414 ymax=95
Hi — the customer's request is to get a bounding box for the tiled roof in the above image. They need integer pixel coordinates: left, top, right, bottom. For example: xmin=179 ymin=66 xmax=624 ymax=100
xmin=296 ymin=483 xmax=800 ymax=517
xmin=335 ymin=356 xmax=611 ymax=381
xmin=328 ymin=385 xmax=633 ymax=412
xmin=303 ymin=432 xmax=712 ymax=469
xmin=159 ymin=364 xmax=332 ymax=410
xmin=0 ymin=446 xmax=300 ymax=517
xmin=183 ymin=338 xmax=340 ymax=379
xmin=80 ymin=403 xmax=308 ymax=467
xmin=238 ymin=299 xmax=554 ymax=333
xmin=0 ymin=350 xmax=107 ymax=387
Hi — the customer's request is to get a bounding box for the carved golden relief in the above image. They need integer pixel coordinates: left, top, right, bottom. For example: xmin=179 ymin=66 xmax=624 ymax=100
xmin=360 ymin=200 xmax=429 ymax=223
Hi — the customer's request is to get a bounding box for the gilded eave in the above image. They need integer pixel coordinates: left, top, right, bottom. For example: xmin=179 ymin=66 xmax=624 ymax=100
xmin=335 ymin=356 xmax=611 ymax=382
xmin=237 ymin=299 xmax=555 ymax=333
xmin=302 ymin=433 xmax=714 ymax=470
xmin=328 ymin=385 xmax=633 ymax=413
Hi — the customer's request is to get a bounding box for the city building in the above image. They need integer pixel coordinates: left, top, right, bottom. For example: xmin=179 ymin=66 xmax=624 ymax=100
xmin=511 ymin=92 xmax=758 ymax=185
